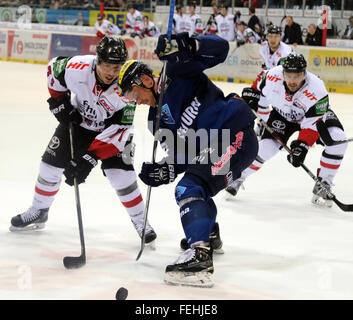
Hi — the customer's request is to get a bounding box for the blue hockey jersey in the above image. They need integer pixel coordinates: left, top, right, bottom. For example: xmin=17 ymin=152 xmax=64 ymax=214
xmin=148 ymin=34 xmax=255 ymax=171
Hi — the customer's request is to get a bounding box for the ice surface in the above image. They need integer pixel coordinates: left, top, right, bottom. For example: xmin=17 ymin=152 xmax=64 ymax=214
xmin=0 ymin=61 xmax=353 ymax=300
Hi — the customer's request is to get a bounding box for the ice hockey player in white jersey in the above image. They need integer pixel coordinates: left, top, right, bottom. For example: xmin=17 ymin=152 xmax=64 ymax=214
xmin=10 ymin=36 xmax=157 ymax=244
xmin=235 ymin=21 xmax=261 ymax=45
xmin=94 ymin=14 xmax=121 ymax=38
xmin=173 ymin=5 xmax=187 ymax=34
xmin=125 ymin=4 xmax=143 ymax=36
xmin=255 ymin=25 xmax=294 ymax=136
xmin=140 ymin=15 xmax=161 ymax=38
xmin=259 ymin=25 xmax=293 ymax=70
xmin=226 ymin=54 xmax=348 ymax=207
xmin=185 ymin=3 xmax=204 ymax=36
xmin=215 ymin=4 xmax=235 ymax=41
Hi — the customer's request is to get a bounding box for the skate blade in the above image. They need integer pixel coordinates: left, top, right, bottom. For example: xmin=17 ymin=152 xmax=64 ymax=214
xmin=164 ymin=271 xmax=214 ymax=288
xmin=311 ymin=196 xmax=333 ymax=208
xmin=213 ymin=247 xmax=225 ymax=254
xmin=146 ymin=240 xmax=156 ymax=250
xmin=9 ymin=223 xmax=46 ymax=232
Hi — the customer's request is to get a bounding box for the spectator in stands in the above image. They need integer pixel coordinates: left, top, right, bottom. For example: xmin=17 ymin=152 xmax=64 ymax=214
xmin=125 ymin=3 xmax=143 ymax=36
xmin=342 ymin=16 xmax=353 ymax=39
xmin=173 ymin=5 xmax=187 ymax=34
xmin=205 ymin=2 xmax=219 ymax=35
xmin=74 ymin=12 xmax=88 ymax=26
xmin=248 ymin=6 xmax=261 ymax=32
xmin=282 ymin=16 xmax=303 ymax=45
xmin=305 ymin=24 xmax=322 ymax=46
xmin=140 ymin=15 xmax=161 ymax=38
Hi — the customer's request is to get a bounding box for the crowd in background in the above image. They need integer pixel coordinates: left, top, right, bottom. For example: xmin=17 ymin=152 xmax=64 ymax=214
xmin=2 ymin=0 xmax=353 ymax=43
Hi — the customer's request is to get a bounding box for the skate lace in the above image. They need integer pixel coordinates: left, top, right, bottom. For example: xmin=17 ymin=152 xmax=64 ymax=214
xmin=21 ymin=207 xmax=41 ymax=223
xmin=173 ymin=248 xmax=196 ymax=265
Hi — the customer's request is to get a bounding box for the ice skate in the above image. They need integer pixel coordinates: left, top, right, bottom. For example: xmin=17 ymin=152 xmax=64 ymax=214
xmin=311 ymin=178 xmax=333 ymax=208
xmin=165 ymin=242 xmax=214 ymax=288
xmin=132 ymin=219 xmax=157 ymax=246
xmin=180 ymin=222 xmax=224 ymax=254
xmin=224 ymin=178 xmax=244 ymax=199
xmin=10 ymin=207 xmax=49 ymax=232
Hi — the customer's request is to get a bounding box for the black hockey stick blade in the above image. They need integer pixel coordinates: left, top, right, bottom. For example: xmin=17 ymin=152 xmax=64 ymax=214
xmin=63 ymin=255 xmax=86 ymax=269
xmin=331 ymin=196 xmax=353 ymax=212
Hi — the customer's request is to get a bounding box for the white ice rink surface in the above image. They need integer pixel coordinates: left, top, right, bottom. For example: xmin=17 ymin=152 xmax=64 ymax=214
xmin=0 ymin=61 xmax=353 ymax=300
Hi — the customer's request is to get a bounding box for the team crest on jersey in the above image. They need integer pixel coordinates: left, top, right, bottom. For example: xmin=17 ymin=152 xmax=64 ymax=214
xmin=175 ymin=186 xmax=187 ymax=202
xmin=161 ymin=104 xmax=175 ymax=124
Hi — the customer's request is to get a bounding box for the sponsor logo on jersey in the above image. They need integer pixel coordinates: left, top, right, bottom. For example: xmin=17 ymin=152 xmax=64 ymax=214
xmin=66 ymin=62 xmax=90 ymax=70
xmin=272 ymin=120 xmax=286 ymax=130
xmin=121 ymin=102 xmax=136 ymax=124
xmin=53 ymin=57 xmax=70 ymax=78
xmin=266 ymin=74 xmax=281 ymax=82
xmin=99 ymin=98 xmax=114 ymax=112
xmin=48 ymin=136 xmax=60 ymax=150
xmin=211 ymin=131 xmax=244 ymax=176
xmin=161 ymin=104 xmax=175 ymax=125
xmin=177 ymin=97 xmax=201 ymax=139
xmin=315 ymin=96 xmax=329 ymax=115
xmin=303 ymin=89 xmax=318 ymax=101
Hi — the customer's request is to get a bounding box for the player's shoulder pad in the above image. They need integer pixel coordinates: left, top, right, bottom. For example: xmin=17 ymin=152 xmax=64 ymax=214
xmin=306 ymin=71 xmax=328 ymax=99
xmin=265 ymin=65 xmax=283 ymax=82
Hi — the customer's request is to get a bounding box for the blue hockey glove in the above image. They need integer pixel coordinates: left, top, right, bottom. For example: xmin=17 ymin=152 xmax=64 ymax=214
xmin=155 ymin=32 xmax=197 ymax=63
xmin=139 ymin=161 xmax=176 ymax=187
xmin=287 ymin=140 xmax=309 ymax=167
xmin=64 ymin=151 xmax=98 ymax=186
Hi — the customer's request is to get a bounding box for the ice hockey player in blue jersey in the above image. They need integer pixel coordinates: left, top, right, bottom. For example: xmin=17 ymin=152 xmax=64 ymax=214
xmin=118 ymin=32 xmax=258 ymax=287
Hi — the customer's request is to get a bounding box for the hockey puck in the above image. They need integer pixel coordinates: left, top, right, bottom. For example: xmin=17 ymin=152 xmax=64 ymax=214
xmin=115 ymin=287 xmax=128 ymax=300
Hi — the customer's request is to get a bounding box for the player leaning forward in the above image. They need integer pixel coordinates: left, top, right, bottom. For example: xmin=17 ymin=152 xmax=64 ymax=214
xmin=227 ymin=54 xmax=348 ymax=207
xmin=10 ymin=36 xmax=157 ymax=243
xmin=118 ymin=32 xmax=258 ymax=287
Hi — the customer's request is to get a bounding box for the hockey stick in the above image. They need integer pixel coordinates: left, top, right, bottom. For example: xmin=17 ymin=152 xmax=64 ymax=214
xmin=63 ymin=122 xmax=86 ymax=269
xmin=252 ymin=110 xmax=353 ymax=212
xmin=316 ymin=120 xmax=353 ymax=146
xmin=136 ymin=0 xmax=176 ymax=261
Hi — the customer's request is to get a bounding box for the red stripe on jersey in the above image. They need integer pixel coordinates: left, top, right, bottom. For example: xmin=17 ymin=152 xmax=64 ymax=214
xmin=122 ymin=195 xmax=143 ymax=208
xmin=258 ymin=110 xmax=270 ymax=115
xmin=249 ymin=164 xmax=260 ymax=171
xmin=88 ymin=139 xmax=120 ymax=160
xmin=320 ymin=161 xmax=340 ymax=169
xmin=48 ymin=88 xmax=69 ymax=99
xmin=35 ymin=186 xmax=59 ymax=196
xmin=298 ymin=128 xmax=319 ymax=147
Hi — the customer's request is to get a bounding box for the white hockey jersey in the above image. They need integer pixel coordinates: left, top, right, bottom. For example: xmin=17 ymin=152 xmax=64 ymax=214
xmin=94 ymin=19 xmax=121 ymax=38
xmin=141 ymin=20 xmax=161 ymax=37
xmin=125 ymin=10 xmax=143 ymax=34
xmin=253 ymin=65 xmax=330 ymax=145
xmin=173 ymin=13 xmax=188 ymax=34
xmin=47 ymin=55 xmax=134 ymax=159
xmin=259 ymin=41 xmax=293 ymax=69
xmin=236 ymin=27 xmax=261 ymax=44
xmin=185 ymin=13 xmax=203 ymax=36
xmin=215 ymin=14 xmax=235 ymax=41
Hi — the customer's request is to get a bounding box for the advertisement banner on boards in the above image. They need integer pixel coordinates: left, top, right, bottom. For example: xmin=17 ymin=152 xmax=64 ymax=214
xmin=0 ymin=29 xmax=7 ymax=57
xmin=51 ymin=33 xmax=81 ymax=58
xmin=7 ymin=30 xmax=50 ymax=61
xmin=81 ymin=35 xmax=100 ymax=55
xmin=308 ymin=48 xmax=353 ymax=93
xmin=89 ymin=10 xmax=154 ymax=29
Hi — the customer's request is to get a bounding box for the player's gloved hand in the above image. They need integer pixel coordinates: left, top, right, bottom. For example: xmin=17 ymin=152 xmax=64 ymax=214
xmin=155 ymin=32 xmax=197 ymax=63
xmin=139 ymin=160 xmax=176 ymax=187
xmin=48 ymin=95 xmax=82 ymax=125
xmin=287 ymin=140 xmax=309 ymax=167
xmin=241 ymin=87 xmax=260 ymax=111
xmin=64 ymin=151 xmax=98 ymax=186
